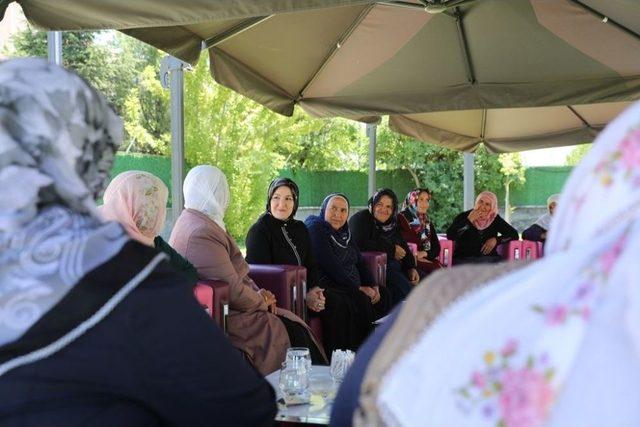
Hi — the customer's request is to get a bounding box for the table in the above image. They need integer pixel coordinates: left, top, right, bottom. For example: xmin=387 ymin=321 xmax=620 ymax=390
xmin=265 ymin=365 xmax=335 ymax=425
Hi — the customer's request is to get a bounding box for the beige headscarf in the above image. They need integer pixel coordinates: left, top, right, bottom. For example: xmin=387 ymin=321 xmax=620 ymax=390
xmin=100 ymin=171 xmax=168 ymax=246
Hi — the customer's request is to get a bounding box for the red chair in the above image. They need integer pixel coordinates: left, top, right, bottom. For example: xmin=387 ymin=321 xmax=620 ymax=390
xmin=497 ymin=240 xmax=522 ymax=261
xmin=522 ymin=240 xmax=543 ymax=260
xmin=248 ymin=264 xmax=307 ymax=320
xmin=194 ymin=280 xmax=230 ymax=333
xmin=437 ymin=237 xmax=454 ymax=268
xmin=361 ymin=251 xmax=387 ymax=288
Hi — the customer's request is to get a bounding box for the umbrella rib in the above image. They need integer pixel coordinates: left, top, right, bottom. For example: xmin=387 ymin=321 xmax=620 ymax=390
xmin=454 ymin=8 xmax=476 ymax=84
xmin=480 ymin=109 xmax=487 ymax=141
xmin=377 ymin=1 xmax=425 ymax=10
xmin=566 ymin=105 xmax=591 ymax=128
xmin=203 ymin=16 xmax=273 ymax=49
xmin=297 ymin=4 xmax=376 ymax=100
xmin=567 ymin=0 xmax=640 ymax=43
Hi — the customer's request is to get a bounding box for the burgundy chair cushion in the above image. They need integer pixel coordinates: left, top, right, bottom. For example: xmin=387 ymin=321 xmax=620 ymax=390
xmin=437 ymin=238 xmax=454 ymax=267
xmin=522 ymin=240 xmax=543 ymax=260
xmin=194 ymin=280 xmax=230 ymax=332
xmin=361 ymin=251 xmax=387 ymax=288
xmin=496 ymin=240 xmax=523 ymax=260
xmin=248 ymin=264 xmax=307 ymax=318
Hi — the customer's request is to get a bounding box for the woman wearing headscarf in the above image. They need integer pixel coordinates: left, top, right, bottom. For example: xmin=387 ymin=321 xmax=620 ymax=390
xmin=331 ymin=100 xmax=640 ymax=427
xmin=169 ymin=166 xmax=326 ymax=374
xmin=522 ymin=193 xmax=560 ymax=244
xmin=398 ymin=188 xmax=442 ymax=275
xmin=305 ymin=194 xmax=391 ymax=354
xmin=0 ymin=59 xmax=275 ymax=426
xmin=100 ymin=170 xmax=198 ymax=285
xmin=349 ymin=188 xmax=419 ymax=305
xmin=446 ymin=191 xmax=519 ymax=264
xmin=245 ymin=177 xmax=326 ymax=313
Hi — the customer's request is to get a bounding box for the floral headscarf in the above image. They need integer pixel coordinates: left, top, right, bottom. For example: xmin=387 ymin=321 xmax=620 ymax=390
xmin=471 ymin=191 xmax=498 ymax=230
xmin=376 ymin=101 xmax=640 ymax=426
xmin=401 ymin=188 xmax=433 ymax=250
xmin=0 ymin=59 xmax=146 ymax=377
xmin=100 ymin=171 xmax=169 ymax=246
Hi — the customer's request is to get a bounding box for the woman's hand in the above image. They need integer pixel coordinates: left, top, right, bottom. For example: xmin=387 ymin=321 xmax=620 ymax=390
xmin=416 ymin=250 xmax=430 ymax=263
xmin=394 ymin=244 xmax=407 ymax=260
xmin=306 ymin=286 xmax=326 ymax=312
xmin=481 ymin=237 xmax=498 ymax=255
xmin=467 ymin=209 xmax=486 ymax=224
xmin=407 ymin=268 xmax=420 ymax=285
xmin=258 ymin=289 xmax=277 ymax=313
xmin=370 ymin=286 xmax=381 ymax=304
xmin=359 ymin=286 xmax=377 ymax=303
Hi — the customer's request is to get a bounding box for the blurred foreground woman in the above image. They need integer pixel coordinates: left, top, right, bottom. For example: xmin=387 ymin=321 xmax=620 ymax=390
xmin=0 ymin=59 xmax=275 ymax=427
xmin=332 ymin=101 xmax=640 ymax=427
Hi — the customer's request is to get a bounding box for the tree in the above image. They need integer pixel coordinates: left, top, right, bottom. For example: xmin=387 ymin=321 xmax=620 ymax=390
xmin=376 ymin=119 xmax=522 ymax=230
xmin=565 ymin=143 xmax=592 ymax=165
xmin=498 ymin=153 xmax=526 ymax=222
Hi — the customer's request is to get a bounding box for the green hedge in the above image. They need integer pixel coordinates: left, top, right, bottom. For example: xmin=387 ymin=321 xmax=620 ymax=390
xmin=510 ymin=167 xmax=572 ymax=205
xmin=112 ymin=153 xmax=173 ymax=204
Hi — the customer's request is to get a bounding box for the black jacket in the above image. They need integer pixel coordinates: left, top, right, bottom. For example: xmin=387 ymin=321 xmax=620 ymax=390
xmin=348 ymin=209 xmax=416 ymax=272
xmin=446 ymin=210 xmax=519 ymax=260
xmin=0 ymin=241 xmax=276 ymax=427
xmin=246 ymin=213 xmax=320 ymax=288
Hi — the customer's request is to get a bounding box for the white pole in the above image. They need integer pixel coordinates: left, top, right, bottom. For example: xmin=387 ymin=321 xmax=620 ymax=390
xmin=463 ymin=152 xmax=475 ymax=210
xmin=367 ymin=123 xmax=377 ymax=197
xmin=47 ymin=31 xmax=62 ymax=65
xmin=160 ymin=56 xmax=187 ymax=225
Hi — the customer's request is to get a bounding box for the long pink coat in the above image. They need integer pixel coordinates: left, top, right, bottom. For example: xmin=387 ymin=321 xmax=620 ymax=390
xmin=169 ymin=208 xmax=323 ymax=374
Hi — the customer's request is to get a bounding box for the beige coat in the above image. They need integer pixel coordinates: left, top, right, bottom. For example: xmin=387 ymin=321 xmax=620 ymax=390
xmin=170 ymin=208 xmax=322 ymax=374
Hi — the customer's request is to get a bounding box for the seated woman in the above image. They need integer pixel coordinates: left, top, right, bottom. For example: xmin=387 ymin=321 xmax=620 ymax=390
xmin=331 ymin=100 xmax=640 ymax=427
xmin=0 ymin=59 xmax=275 ymax=426
xmin=100 ymin=170 xmax=198 ymax=285
xmin=349 ymin=188 xmax=419 ymax=306
xmin=446 ymin=191 xmax=518 ymax=264
xmin=397 ymin=188 xmax=442 ymax=276
xmin=522 ymin=193 xmax=560 ymax=244
xmin=169 ymin=165 xmax=326 ymax=374
xmin=246 ymin=177 xmax=326 ymax=313
xmin=305 ymin=194 xmax=391 ymax=354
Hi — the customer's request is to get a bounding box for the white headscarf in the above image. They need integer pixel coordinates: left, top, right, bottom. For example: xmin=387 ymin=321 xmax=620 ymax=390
xmin=183 ymin=165 xmax=230 ymax=230
xmin=0 ymin=59 xmax=135 ymax=376
xmin=534 ymin=194 xmax=560 ymax=231
xmin=377 ymin=101 xmax=640 ymax=426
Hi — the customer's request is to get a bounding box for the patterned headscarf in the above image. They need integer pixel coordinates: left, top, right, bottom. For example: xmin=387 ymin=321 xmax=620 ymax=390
xmin=100 ymin=171 xmax=169 ymax=246
xmin=368 ymin=188 xmax=399 ymax=234
xmin=0 ymin=59 xmax=134 ymax=376
xmin=183 ymin=165 xmax=229 ymax=231
xmin=401 ymin=188 xmax=433 ymax=251
xmin=266 ymin=177 xmax=300 ymax=220
xmin=471 ymin=191 xmax=498 ymax=230
xmin=377 ymin=101 xmax=640 ymax=426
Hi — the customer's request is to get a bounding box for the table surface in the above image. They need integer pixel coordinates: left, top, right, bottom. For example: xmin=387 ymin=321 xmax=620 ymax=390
xmin=265 ymin=365 xmax=336 ymax=425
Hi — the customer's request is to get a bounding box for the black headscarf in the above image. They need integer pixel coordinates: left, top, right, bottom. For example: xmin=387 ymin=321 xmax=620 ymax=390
xmin=266 ymin=177 xmax=299 ymax=220
xmin=319 ymin=193 xmax=351 ymax=248
xmin=368 ymin=188 xmax=399 ymax=234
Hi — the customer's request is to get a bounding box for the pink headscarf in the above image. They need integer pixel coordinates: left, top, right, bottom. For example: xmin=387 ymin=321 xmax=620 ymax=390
xmin=471 ymin=191 xmax=498 ymax=230
xmin=99 ymin=171 xmax=168 ymax=246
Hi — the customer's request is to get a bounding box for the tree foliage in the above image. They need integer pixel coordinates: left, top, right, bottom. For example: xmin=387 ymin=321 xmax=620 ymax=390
xmin=565 ymin=143 xmax=591 ymax=166
xmin=376 ymin=120 xmax=524 ymax=230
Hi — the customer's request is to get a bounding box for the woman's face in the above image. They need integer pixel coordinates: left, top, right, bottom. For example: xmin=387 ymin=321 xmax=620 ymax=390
xmin=475 ymin=197 xmax=493 ymax=215
xmin=549 ymin=201 xmax=557 ymax=216
xmin=416 ymin=192 xmax=430 ymax=214
xmin=324 ymin=196 xmax=349 ymax=230
xmin=270 ymin=186 xmax=295 ymax=220
xmin=373 ymin=195 xmax=394 ymax=223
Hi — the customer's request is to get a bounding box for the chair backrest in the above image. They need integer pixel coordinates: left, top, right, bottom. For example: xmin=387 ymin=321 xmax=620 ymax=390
xmin=497 ymin=240 xmax=522 ymax=261
xmin=248 ymin=264 xmax=307 ymax=320
xmin=194 ymin=280 xmax=230 ymax=333
xmin=361 ymin=251 xmax=387 ymax=287
xmin=522 ymin=240 xmax=543 ymax=260
xmin=437 ymin=237 xmax=454 ymax=267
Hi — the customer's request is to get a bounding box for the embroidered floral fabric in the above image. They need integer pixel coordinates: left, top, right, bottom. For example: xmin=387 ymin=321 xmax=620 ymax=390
xmin=376 ymin=102 xmax=640 ymax=426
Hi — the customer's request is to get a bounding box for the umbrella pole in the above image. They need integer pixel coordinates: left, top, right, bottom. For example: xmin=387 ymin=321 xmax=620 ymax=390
xmin=463 ymin=152 xmax=475 ymax=210
xmin=367 ymin=123 xmax=377 ymax=197
xmin=47 ymin=31 xmax=62 ymax=65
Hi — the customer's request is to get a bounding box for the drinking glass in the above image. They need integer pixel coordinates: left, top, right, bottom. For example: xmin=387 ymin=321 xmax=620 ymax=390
xmin=330 ymin=350 xmax=355 ymax=384
xmin=286 ymin=347 xmax=312 ymax=372
xmin=279 ymin=362 xmax=309 ymax=405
